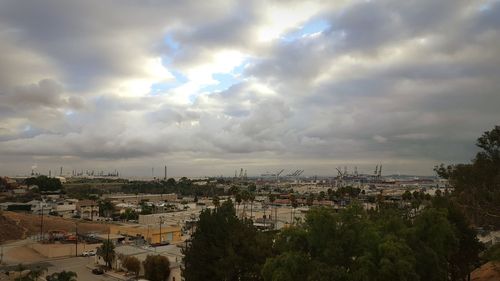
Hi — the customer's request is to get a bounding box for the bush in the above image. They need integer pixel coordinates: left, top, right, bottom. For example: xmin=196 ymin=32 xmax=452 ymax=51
xmin=122 ymin=256 xmax=141 ymax=277
xmin=143 ymin=255 xmax=170 ymax=281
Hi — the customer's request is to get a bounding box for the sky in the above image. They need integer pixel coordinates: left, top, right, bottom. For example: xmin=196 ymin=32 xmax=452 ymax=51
xmin=0 ymin=0 xmax=499 ymax=177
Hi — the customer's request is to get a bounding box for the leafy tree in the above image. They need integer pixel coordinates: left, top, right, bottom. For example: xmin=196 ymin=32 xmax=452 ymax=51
xmin=45 ymin=271 xmax=77 ymax=281
xmin=435 ymin=125 xmax=500 ymax=227
xmin=183 ymin=200 xmax=272 ymax=281
xmin=98 ymin=199 xmax=115 ymax=217
xmin=143 ymin=255 xmax=171 ymax=281
xmin=14 ymin=266 xmax=47 ymax=281
xmin=212 ymin=195 xmax=220 ymax=208
xmin=25 ymin=176 xmax=63 ymax=192
xmin=97 ymin=239 xmax=115 ymax=268
xmin=483 ymin=243 xmax=500 ymax=262
xmin=120 ymin=208 xmax=138 ymax=221
xmin=306 ymin=193 xmax=314 ymax=206
xmin=122 ymin=256 xmax=141 ymax=278
xmin=263 ymin=202 xmax=479 ymax=281
xmin=402 ymin=190 xmax=412 ymax=201
xmin=261 ymin=251 xmax=310 ymax=281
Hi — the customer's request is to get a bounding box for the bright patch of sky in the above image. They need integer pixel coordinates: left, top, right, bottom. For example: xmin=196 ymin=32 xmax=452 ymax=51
xmin=150 ymin=70 xmax=188 ymax=94
xmin=282 ymin=19 xmax=330 ymax=42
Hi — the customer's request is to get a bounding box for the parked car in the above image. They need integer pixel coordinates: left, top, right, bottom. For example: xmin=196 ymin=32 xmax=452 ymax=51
xmin=92 ymin=268 xmax=104 ymax=275
xmin=82 ymin=249 xmax=96 ymax=256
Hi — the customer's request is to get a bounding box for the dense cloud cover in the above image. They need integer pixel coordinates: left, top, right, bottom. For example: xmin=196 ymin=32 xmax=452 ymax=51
xmin=0 ymin=0 xmax=499 ymax=176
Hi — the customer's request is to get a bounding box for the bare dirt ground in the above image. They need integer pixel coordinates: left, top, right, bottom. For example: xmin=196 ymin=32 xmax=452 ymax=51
xmin=471 ymin=261 xmax=500 ymax=281
xmin=0 ymin=211 xmax=109 ymax=242
xmin=4 ymin=245 xmax=45 ymax=263
xmin=0 ymin=213 xmax=25 ymax=242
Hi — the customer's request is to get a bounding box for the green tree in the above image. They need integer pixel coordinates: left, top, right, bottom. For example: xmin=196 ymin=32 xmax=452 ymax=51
xmin=97 ymin=240 xmax=115 ymax=268
xmin=143 ymin=255 xmax=171 ymax=281
xmin=212 ymin=195 xmax=220 ymax=208
xmin=98 ymin=199 xmax=115 ymax=217
xmin=306 ymin=193 xmax=314 ymax=206
xmin=435 ymin=125 xmax=500 ymax=227
xmin=262 ymin=251 xmax=310 ymax=281
xmin=402 ymin=190 xmax=412 ymax=201
xmin=120 ymin=208 xmax=138 ymax=221
xmin=122 ymin=256 xmax=141 ymax=278
xmin=25 ymin=176 xmax=63 ymax=192
xmin=45 ymin=271 xmax=77 ymax=281
xmin=183 ymin=200 xmax=271 ymax=281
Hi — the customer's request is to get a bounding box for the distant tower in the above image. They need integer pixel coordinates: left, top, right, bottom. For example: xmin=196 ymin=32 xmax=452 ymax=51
xmin=378 ymin=165 xmax=382 ymax=177
xmin=60 ymin=166 xmax=63 ymax=176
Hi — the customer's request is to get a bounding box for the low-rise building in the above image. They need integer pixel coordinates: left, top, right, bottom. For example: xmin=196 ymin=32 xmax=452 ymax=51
xmin=77 ymin=200 xmax=99 ymax=220
xmin=95 ymin=244 xmax=181 ymax=281
xmin=54 ymin=199 xmax=77 ymax=218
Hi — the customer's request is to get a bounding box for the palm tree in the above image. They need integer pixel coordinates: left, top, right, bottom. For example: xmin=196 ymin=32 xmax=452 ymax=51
xmin=97 ymin=240 xmax=115 ymax=268
xmin=235 ymin=192 xmax=242 ymax=217
xmin=249 ymin=193 xmax=255 ymax=219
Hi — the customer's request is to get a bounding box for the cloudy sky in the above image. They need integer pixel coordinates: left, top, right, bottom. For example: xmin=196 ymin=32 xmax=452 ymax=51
xmin=0 ymin=0 xmax=499 ymax=177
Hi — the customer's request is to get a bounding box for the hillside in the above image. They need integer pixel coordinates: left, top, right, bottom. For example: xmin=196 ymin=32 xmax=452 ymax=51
xmin=472 ymin=262 xmax=500 ymax=281
xmin=0 ymin=213 xmax=25 ymax=243
xmin=0 ymin=211 xmax=109 ymax=242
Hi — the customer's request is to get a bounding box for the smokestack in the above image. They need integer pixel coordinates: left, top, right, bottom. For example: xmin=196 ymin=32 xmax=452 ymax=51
xmin=164 ymin=165 xmax=167 ymax=180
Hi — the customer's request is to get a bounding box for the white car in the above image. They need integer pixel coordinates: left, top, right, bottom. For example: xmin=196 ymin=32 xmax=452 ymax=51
xmin=82 ymin=249 xmax=96 ymax=256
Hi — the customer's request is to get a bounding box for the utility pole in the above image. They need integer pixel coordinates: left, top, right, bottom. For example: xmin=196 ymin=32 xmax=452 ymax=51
xmin=40 ymin=201 xmax=44 ymax=241
xmin=75 ymin=222 xmax=78 ymax=257
xmin=106 ymin=226 xmax=110 ymax=268
xmin=159 ymin=216 xmax=164 ymax=244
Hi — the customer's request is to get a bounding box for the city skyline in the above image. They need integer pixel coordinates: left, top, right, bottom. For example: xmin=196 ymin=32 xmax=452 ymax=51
xmin=1 ymin=0 xmax=500 ymax=176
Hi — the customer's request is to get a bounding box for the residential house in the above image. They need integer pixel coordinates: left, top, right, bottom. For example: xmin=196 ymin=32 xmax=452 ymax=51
xmin=77 ymin=200 xmax=99 ymax=220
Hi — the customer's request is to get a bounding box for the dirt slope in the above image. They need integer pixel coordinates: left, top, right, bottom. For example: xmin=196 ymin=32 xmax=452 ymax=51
xmin=471 ymin=261 xmax=500 ymax=281
xmin=0 ymin=211 xmax=109 ymax=242
xmin=0 ymin=214 xmax=25 ymax=243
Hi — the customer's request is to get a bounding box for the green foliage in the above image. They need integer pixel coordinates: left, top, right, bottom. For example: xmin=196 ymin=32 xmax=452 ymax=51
xmin=262 ymin=252 xmax=310 ymax=281
xmin=120 ymin=208 xmax=139 ymax=221
xmin=25 ymin=176 xmax=62 ymax=192
xmin=263 ymin=202 xmax=482 ymax=281
xmin=143 ymin=255 xmax=171 ymax=281
xmin=14 ymin=266 xmax=47 ymax=281
xmin=435 ymin=125 xmax=500 ymax=227
xmin=121 ymin=178 xmax=225 ymax=197
xmin=45 ymin=271 xmax=77 ymax=281
xmin=98 ymin=199 xmax=115 ymax=217
xmin=97 ymin=239 xmax=115 ymax=268
xmin=183 ymin=200 xmax=272 ymax=281
xmin=483 ymin=243 xmax=500 ymax=262
xmin=122 ymin=256 xmax=141 ymax=277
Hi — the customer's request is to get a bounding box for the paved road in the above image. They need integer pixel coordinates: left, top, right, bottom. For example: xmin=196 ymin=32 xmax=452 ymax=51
xmin=46 ymin=257 xmax=117 ymax=281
